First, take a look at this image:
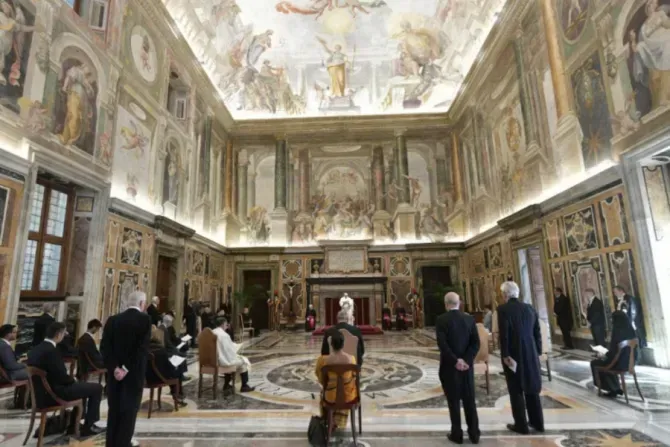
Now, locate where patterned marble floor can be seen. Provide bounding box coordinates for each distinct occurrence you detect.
[1,330,669,446]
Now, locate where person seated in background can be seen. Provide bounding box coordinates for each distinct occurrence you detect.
[590,310,637,398]
[305,304,316,333]
[382,308,392,331]
[315,331,357,432]
[212,317,255,393]
[27,323,104,436]
[147,297,161,327]
[158,315,189,380]
[32,304,56,347]
[0,324,28,381]
[58,322,79,358]
[201,304,214,330]
[242,306,257,337]
[395,303,407,331]
[146,326,186,407]
[76,319,104,379]
[482,305,493,333]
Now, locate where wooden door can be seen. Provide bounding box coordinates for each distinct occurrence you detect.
[156,256,172,314]
[421,266,452,327]
[242,270,271,331]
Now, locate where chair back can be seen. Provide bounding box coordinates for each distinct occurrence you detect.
[0,364,11,383]
[540,321,551,354]
[320,363,360,410]
[474,323,489,364]
[491,310,498,335]
[338,329,358,363]
[27,367,68,410]
[607,338,638,373]
[198,328,218,372]
[146,352,174,385]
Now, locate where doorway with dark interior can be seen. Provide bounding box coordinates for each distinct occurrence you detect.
[421,266,452,327]
[156,255,177,315]
[517,245,550,330]
[242,270,272,332]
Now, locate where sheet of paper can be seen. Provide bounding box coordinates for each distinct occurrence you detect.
[508,358,517,373]
[181,335,192,343]
[177,342,185,350]
[169,355,186,367]
[590,345,608,355]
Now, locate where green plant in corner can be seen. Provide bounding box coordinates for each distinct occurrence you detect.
[425,282,462,303]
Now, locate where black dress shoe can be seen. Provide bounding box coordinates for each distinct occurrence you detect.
[80,425,105,437]
[603,390,619,398]
[507,424,529,435]
[529,424,545,433]
[469,436,480,444]
[447,432,463,444]
[240,384,255,393]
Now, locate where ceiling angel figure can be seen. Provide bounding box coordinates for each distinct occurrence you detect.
[393,20,444,66]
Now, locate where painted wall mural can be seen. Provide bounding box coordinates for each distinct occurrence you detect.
[111,103,152,202]
[167,0,507,119]
[0,0,35,114]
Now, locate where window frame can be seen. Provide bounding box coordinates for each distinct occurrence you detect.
[66,0,83,15]
[175,97,187,120]
[20,179,75,300]
[87,0,109,31]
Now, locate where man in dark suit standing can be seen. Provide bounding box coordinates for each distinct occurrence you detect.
[436,292,480,444]
[321,310,365,366]
[498,281,544,435]
[184,299,197,347]
[101,291,151,447]
[31,304,56,347]
[584,288,606,347]
[553,287,574,349]
[76,319,104,379]
[0,324,28,381]
[146,296,161,327]
[27,323,104,436]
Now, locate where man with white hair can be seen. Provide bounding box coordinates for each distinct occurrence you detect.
[101,290,152,447]
[147,296,161,326]
[497,281,544,435]
[321,309,365,365]
[435,292,480,444]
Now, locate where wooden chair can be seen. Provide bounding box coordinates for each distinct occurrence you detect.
[338,329,359,364]
[237,314,254,342]
[540,321,552,381]
[144,353,180,419]
[594,339,644,404]
[24,367,82,447]
[491,310,499,351]
[320,363,362,445]
[474,323,490,395]
[62,356,77,378]
[77,351,107,385]
[0,364,29,409]
[197,328,237,399]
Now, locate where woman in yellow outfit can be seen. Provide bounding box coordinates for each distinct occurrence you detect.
[314,331,357,430]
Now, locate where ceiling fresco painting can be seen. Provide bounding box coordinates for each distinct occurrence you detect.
[166,0,507,119]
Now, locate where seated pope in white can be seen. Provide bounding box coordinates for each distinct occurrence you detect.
[212,317,255,392]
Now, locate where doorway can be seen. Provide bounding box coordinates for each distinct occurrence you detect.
[156,255,177,314]
[421,266,452,327]
[517,246,549,326]
[242,270,272,331]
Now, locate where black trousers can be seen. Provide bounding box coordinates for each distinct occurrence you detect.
[224,371,249,386]
[396,318,407,331]
[591,325,606,347]
[58,382,102,428]
[441,371,479,441]
[508,389,544,432]
[590,359,622,393]
[106,378,143,447]
[559,323,574,348]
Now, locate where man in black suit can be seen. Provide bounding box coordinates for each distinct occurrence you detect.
[0,324,28,381]
[31,304,56,347]
[584,288,606,347]
[184,299,197,347]
[146,296,161,327]
[321,310,365,366]
[76,319,104,380]
[159,315,188,380]
[101,291,152,447]
[27,323,104,436]
[498,281,544,435]
[436,292,480,444]
[553,287,574,349]
[614,286,647,348]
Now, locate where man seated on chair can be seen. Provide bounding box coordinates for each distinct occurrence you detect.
[382,308,392,331]
[76,319,104,380]
[201,304,215,330]
[159,315,189,381]
[321,310,365,366]
[590,310,637,399]
[146,326,186,407]
[0,324,28,382]
[395,303,408,331]
[27,322,104,437]
[212,317,255,393]
[241,307,258,337]
[58,322,79,358]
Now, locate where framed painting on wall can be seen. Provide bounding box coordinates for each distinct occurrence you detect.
[0,186,9,244]
[569,256,611,331]
[75,196,94,213]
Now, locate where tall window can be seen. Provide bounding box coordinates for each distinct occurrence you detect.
[64,0,109,31]
[21,181,74,298]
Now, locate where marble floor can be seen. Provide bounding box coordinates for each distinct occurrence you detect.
[1,330,670,446]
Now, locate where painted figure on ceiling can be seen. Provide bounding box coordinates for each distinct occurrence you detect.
[163,143,180,206]
[317,37,348,97]
[0,0,34,87]
[54,60,98,152]
[276,0,376,19]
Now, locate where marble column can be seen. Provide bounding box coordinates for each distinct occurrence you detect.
[247,171,256,212]
[217,139,239,245]
[513,30,537,147]
[371,146,386,211]
[238,156,248,221]
[540,0,584,175]
[451,132,463,204]
[224,139,234,212]
[232,151,238,217]
[394,130,410,205]
[274,139,287,210]
[299,150,310,213]
[386,148,397,212]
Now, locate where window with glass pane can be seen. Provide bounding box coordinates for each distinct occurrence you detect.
[21,240,38,290]
[47,189,68,237]
[28,184,45,232]
[39,244,62,291]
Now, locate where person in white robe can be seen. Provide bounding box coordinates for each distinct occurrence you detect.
[212,317,255,393]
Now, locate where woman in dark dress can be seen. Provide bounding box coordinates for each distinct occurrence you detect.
[590,311,637,398]
[146,326,187,407]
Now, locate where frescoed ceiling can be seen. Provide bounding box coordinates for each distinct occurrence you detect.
[163,0,507,120]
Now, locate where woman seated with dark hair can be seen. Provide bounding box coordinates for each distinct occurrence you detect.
[315,330,357,432]
[146,326,187,407]
[590,310,637,398]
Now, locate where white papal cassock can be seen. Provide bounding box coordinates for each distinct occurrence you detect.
[212,327,251,373]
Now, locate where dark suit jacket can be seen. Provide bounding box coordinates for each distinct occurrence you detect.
[101,308,151,392]
[0,340,27,381]
[587,297,606,329]
[27,341,75,407]
[435,310,480,379]
[146,304,161,327]
[146,341,180,385]
[498,298,542,394]
[553,295,573,328]
[58,334,78,358]
[32,313,55,347]
[160,326,180,357]
[76,333,103,377]
[624,294,647,346]
[321,322,365,365]
[184,304,196,334]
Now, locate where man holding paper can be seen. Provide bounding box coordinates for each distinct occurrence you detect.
[212,317,255,393]
[498,281,544,435]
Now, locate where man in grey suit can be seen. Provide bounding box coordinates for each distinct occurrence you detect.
[0,324,28,381]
